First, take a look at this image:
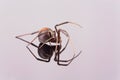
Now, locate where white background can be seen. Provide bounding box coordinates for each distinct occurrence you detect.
[0,0,119,80]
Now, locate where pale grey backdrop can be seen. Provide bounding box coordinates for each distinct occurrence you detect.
[0,0,119,80]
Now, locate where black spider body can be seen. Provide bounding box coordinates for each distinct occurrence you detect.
[38,43,61,59]
[16,21,82,66]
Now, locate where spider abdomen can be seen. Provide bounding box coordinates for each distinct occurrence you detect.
[38,43,54,59]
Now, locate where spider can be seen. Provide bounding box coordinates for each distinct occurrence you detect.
[16,21,82,66]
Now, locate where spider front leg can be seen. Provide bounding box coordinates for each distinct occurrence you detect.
[16,31,39,45]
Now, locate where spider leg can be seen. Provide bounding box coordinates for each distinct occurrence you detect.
[26,46,50,62]
[55,51,82,62]
[55,46,82,66]
[16,31,39,48]
[16,31,51,62]
[54,29,69,61]
[54,21,82,54]
[16,31,52,47]
[54,21,82,32]
[16,31,39,38]
[58,29,69,53]
[54,29,82,66]
[56,49,74,66]
[53,29,72,66]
